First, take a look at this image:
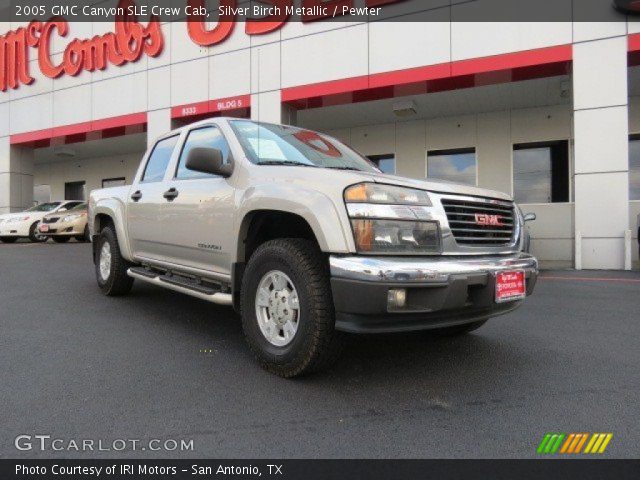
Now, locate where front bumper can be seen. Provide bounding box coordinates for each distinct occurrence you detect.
[329,253,538,333]
[39,218,87,236]
[0,222,32,237]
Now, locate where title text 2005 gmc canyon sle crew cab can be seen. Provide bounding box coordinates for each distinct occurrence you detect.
[89,118,538,377]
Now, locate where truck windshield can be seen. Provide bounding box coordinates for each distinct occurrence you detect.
[230,120,380,173]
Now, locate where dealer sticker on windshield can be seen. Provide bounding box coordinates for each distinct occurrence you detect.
[495,270,526,303]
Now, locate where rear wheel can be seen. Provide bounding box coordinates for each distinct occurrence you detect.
[28,222,47,243]
[95,225,134,296]
[53,236,70,243]
[0,237,18,243]
[240,239,344,378]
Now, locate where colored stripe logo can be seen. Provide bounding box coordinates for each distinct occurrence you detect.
[537,433,613,454]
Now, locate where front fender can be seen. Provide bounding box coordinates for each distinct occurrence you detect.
[235,184,355,256]
[91,198,134,262]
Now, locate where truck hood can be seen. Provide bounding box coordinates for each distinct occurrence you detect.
[358,171,513,201]
[247,166,513,204]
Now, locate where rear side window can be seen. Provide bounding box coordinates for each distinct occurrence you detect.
[142,135,179,183]
[176,126,231,180]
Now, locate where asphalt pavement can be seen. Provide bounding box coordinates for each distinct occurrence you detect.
[1,241,639,459]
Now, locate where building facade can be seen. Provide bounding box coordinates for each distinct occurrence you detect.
[1,1,639,270]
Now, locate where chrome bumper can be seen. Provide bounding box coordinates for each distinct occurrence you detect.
[329,252,539,334]
[329,252,539,284]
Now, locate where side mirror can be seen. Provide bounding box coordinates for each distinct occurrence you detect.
[523,213,537,222]
[185,147,233,178]
[58,208,68,212]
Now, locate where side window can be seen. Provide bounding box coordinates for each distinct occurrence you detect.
[176,126,231,180]
[513,141,569,204]
[141,135,179,183]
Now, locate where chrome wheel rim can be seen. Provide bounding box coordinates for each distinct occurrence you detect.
[255,270,300,347]
[99,242,112,281]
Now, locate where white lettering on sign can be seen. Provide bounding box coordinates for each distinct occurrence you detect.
[216,98,244,111]
[181,106,198,117]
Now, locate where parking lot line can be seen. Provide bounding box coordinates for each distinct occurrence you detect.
[540,276,640,284]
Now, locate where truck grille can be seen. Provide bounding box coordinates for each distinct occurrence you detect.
[441,198,515,246]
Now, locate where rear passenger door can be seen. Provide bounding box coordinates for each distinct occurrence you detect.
[158,125,236,276]
[127,134,180,261]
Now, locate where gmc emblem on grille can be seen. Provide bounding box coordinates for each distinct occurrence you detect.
[475,213,503,226]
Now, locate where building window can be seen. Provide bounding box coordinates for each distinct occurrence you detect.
[368,154,396,174]
[630,135,640,201]
[427,148,477,186]
[64,181,86,200]
[102,177,126,188]
[513,141,569,204]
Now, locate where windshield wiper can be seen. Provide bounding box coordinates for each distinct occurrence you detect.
[257,160,319,168]
[325,166,362,171]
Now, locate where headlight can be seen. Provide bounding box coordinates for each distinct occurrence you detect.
[63,214,83,222]
[351,219,440,254]
[344,183,440,254]
[9,216,29,223]
[344,183,432,205]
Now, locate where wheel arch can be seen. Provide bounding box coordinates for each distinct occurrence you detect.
[91,201,133,262]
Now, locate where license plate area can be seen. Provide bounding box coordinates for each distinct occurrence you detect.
[495,270,526,303]
[39,224,49,232]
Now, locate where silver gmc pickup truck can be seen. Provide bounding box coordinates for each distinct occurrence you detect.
[89,118,538,377]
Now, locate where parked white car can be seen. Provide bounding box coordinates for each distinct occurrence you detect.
[0,201,85,243]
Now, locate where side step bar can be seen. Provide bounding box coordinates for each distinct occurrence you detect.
[127,267,233,306]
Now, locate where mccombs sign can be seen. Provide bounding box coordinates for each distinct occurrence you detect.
[0,0,405,93]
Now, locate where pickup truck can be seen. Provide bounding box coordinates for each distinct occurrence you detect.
[89,118,538,377]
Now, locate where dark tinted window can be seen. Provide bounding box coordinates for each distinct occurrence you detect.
[368,154,396,174]
[62,201,84,210]
[176,126,231,179]
[513,141,569,204]
[142,136,179,183]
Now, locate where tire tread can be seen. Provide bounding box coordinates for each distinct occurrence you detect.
[241,238,344,378]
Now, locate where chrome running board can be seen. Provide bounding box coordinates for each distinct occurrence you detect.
[127,268,233,306]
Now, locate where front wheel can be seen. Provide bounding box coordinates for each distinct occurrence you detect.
[95,225,134,296]
[28,222,47,243]
[240,239,344,378]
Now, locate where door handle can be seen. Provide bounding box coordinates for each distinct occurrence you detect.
[163,187,179,201]
[130,190,142,202]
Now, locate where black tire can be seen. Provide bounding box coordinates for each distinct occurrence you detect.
[240,238,345,378]
[53,236,70,243]
[78,224,91,243]
[28,222,47,243]
[95,225,134,296]
[0,237,18,243]
[430,319,488,337]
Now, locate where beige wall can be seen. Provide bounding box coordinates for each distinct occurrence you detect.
[33,152,143,202]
